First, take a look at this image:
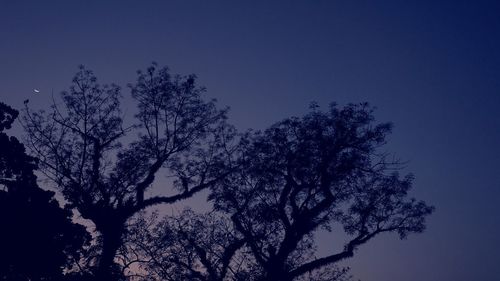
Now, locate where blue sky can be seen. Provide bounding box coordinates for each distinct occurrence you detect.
[1,1,499,280]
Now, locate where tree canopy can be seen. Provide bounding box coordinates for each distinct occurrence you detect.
[123,103,434,281]
[21,64,236,280]
[0,102,90,281]
[209,103,434,281]
[16,64,433,281]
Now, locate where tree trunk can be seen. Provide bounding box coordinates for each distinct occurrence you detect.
[261,259,291,281]
[94,214,126,281]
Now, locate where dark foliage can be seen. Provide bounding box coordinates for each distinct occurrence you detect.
[130,210,352,281]
[128,103,432,281]
[21,64,235,280]
[0,102,90,281]
[17,64,433,281]
[123,210,248,281]
[208,103,434,281]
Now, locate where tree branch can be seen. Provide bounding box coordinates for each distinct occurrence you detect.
[289,230,380,279]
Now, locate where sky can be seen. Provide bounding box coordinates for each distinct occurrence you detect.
[1,1,499,280]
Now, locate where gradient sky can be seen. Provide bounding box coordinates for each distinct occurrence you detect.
[1,1,499,280]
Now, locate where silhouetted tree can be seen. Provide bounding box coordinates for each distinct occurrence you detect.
[129,209,352,281]
[22,64,235,280]
[0,102,90,281]
[19,63,433,281]
[126,103,428,281]
[123,210,248,281]
[209,103,434,281]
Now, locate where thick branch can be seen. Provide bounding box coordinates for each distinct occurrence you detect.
[288,231,380,279]
[131,172,230,215]
[219,238,246,279]
[134,158,165,204]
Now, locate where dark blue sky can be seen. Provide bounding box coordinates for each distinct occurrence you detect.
[1,1,499,280]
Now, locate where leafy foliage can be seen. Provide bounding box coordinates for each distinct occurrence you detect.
[18,65,433,281]
[209,103,434,281]
[0,102,89,281]
[126,103,432,281]
[21,64,235,280]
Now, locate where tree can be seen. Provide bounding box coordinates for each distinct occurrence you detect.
[209,103,434,281]
[129,209,352,281]
[123,210,248,281]
[20,64,433,280]
[22,64,235,280]
[127,103,431,281]
[0,102,89,281]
